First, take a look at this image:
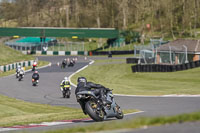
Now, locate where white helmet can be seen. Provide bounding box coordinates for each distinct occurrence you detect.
[64,77,68,81]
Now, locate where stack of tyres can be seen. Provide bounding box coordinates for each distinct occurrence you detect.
[146,65,150,72]
[180,64,186,70]
[140,65,144,72]
[163,65,168,72]
[161,65,165,72]
[190,62,195,68]
[143,65,147,72]
[131,65,137,72]
[166,65,170,72]
[158,65,162,72]
[176,64,181,71]
[149,65,152,72]
[185,63,190,69]
[171,65,176,72]
[194,60,200,67]
[136,65,141,72]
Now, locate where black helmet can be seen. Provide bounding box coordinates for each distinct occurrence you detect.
[77,77,87,84]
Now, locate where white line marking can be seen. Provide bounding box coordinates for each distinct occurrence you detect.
[125,111,145,116]
[69,60,94,87]
[115,94,200,97]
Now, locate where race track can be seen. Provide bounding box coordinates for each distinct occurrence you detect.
[0,56,200,133]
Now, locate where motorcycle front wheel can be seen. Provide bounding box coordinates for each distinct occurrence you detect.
[85,101,104,121]
[115,105,124,119]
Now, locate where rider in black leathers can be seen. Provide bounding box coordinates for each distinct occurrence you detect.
[75,77,110,113]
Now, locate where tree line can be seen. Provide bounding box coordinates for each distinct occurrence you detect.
[0,0,200,38]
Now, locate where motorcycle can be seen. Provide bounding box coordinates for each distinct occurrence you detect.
[32,66,36,71]
[32,78,39,86]
[16,70,20,78]
[68,61,74,67]
[18,71,24,81]
[76,90,123,121]
[62,85,71,98]
[61,62,67,69]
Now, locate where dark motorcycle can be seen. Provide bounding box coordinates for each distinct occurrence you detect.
[76,90,123,121]
[62,85,71,98]
[32,78,39,86]
[32,66,36,71]
[68,61,74,67]
[61,62,67,69]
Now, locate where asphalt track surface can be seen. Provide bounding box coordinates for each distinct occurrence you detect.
[0,56,200,133]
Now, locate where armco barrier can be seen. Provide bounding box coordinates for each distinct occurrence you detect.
[0,60,34,72]
[25,51,88,56]
[131,60,200,73]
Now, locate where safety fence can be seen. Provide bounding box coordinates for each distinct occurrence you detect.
[0,60,34,72]
[131,60,200,72]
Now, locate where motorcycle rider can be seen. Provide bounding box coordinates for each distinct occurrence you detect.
[60,77,71,92]
[75,77,111,106]
[32,71,39,82]
[61,59,67,68]
[16,65,21,78]
[32,60,37,71]
[18,67,25,78]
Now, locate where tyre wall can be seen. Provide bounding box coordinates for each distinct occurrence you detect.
[131,60,200,73]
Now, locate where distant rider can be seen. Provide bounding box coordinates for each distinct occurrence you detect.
[60,77,71,92]
[16,65,21,78]
[19,67,25,77]
[32,71,40,81]
[75,77,111,106]
[32,60,38,71]
[61,59,67,68]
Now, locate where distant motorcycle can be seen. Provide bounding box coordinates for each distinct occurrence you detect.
[62,85,71,98]
[16,70,20,78]
[32,78,39,86]
[32,61,37,71]
[76,89,123,121]
[61,62,67,69]
[68,60,75,67]
[18,71,24,81]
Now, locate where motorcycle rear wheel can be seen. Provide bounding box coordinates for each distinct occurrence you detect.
[85,101,104,121]
[66,91,70,98]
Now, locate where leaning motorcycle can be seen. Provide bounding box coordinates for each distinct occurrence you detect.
[62,85,71,98]
[76,90,123,121]
[32,78,39,86]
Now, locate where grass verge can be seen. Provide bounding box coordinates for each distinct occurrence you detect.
[44,111,200,133]
[71,59,200,95]
[0,94,137,127]
[0,44,34,66]
[0,94,87,127]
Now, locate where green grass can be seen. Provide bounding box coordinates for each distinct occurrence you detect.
[0,94,137,127]
[0,94,87,127]
[44,111,200,133]
[0,60,49,77]
[0,44,34,66]
[71,59,200,95]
